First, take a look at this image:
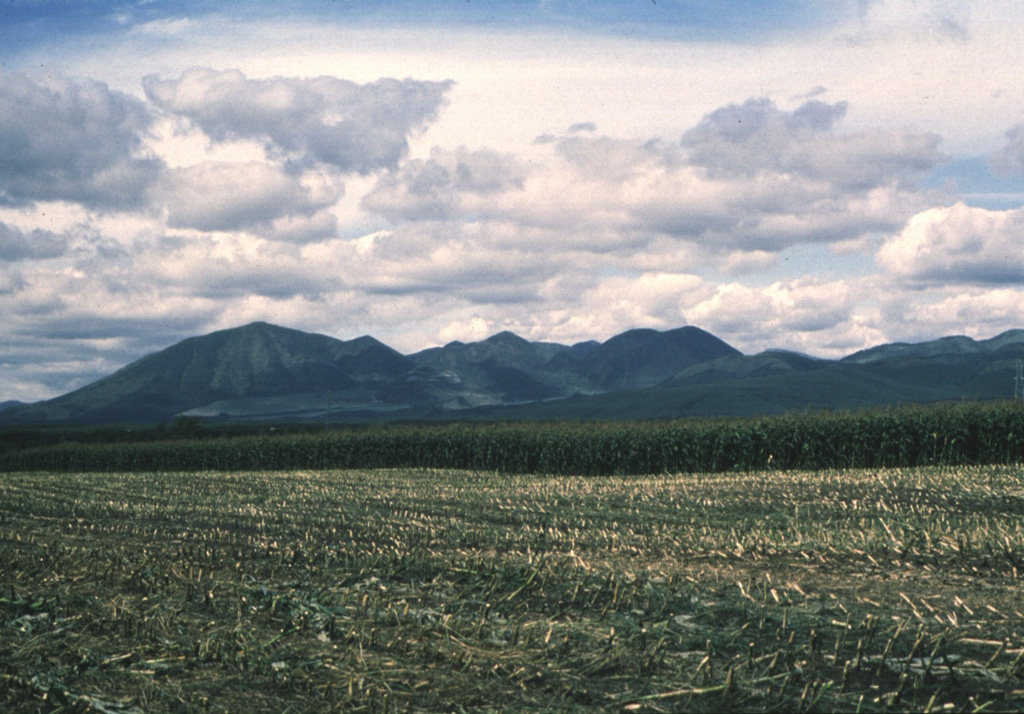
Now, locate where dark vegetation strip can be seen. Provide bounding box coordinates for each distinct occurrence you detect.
[3,401,1024,474]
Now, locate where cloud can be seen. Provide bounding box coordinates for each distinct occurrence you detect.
[142,67,453,173]
[363,97,940,259]
[130,18,197,36]
[680,97,943,190]
[0,269,24,295]
[682,276,877,355]
[876,202,1024,284]
[151,161,342,236]
[990,123,1024,176]
[718,250,779,275]
[0,262,226,398]
[361,147,529,221]
[129,218,582,313]
[791,85,829,101]
[0,221,68,261]
[268,210,340,244]
[438,316,492,344]
[853,0,972,42]
[135,232,333,300]
[874,284,1024,343]
[0,347,117,402]
[567,121,597,133]
[329,223,565,300]
[574,272,707,331]
[0,73,163,208]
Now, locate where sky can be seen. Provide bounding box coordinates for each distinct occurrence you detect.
[3,0,1024,402]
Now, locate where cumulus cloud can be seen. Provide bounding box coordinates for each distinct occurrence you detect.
[130,218,581,311]
[875,284,1024,343]
[363,97,940,260]
[151,161,342,235]
[268,210,339,244]
[438,316,493,344]
[0,221,68,261]
[680,98,943,190]
[329,223,565,299]
[142,68,453,173]
[574,272,707,330]
[135,232,331,300]
[683,277,874,355]
[0,73,163,208]
[362,147,530,221]
[876,202,1024,283]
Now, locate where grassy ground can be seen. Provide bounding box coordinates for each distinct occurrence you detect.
[1,466,1023,712]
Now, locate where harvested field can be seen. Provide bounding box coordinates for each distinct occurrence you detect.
[1,466,1023,712]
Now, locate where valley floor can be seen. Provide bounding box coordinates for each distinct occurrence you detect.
[1,466,1023,712]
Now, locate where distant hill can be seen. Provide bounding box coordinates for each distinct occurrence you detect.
[2,322,414,424]
[842,331,1024,363]
[570,326,741,391]
[404,331,572,406]
[3,322,1024,426]
[0,400,24,413]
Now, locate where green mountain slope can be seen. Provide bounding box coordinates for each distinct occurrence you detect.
[4,322,414,424]
[574,326,742,390]
[404,331,572,403]
[4,323,1024,426]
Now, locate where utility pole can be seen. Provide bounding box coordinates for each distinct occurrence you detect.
[1016,360,1024,401]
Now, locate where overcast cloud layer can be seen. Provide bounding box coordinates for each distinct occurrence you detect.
[4,0,1024,401]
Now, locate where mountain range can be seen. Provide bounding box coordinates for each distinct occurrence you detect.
[3,321,1024,426]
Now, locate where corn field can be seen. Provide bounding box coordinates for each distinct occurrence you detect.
[4,401,1024,474]
[1,465,1023,712]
